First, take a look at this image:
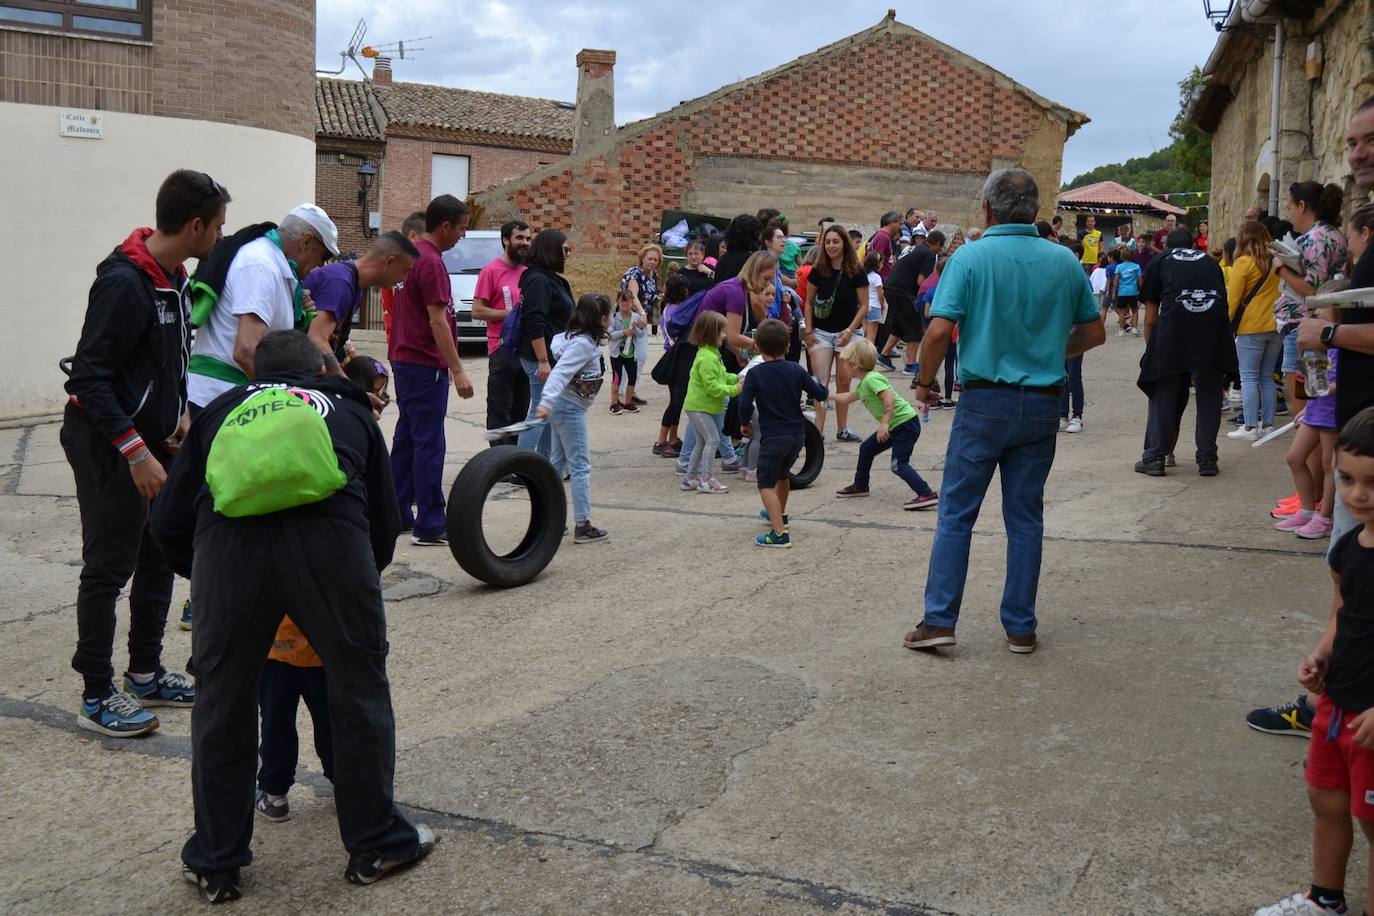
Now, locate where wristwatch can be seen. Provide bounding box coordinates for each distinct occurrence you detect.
[1321,324,1338,347]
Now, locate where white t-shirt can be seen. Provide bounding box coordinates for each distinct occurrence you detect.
[866,271,883,312]
[1089,267,1108,296]
[188,236,298,407]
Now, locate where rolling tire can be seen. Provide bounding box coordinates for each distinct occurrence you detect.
[787,420,824,489]
[445,446,566,588]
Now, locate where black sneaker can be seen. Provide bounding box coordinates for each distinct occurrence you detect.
[179,599,192,632]
[410,533,448,547]
[609,402,623,415]
[344,824,437,885]
[255,788,290,822]
[1133,458,1166,477]
[573,522,608,544]
[835,429,861,443]
[182,866,242,904]
[621,402,639,414]
[1246,696,1314,738]
[1198,458,1219,477]
[1228,414,1246,426]
[630,396,648,406]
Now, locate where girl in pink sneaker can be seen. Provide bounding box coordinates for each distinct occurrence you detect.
[1276,341,1338,539]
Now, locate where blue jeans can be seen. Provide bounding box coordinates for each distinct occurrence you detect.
[391,362,450,539]
[922,387,1060,636]
[547,396,591,522]
[517,357,553,458]
[853,418,933,495]
[1060,356,1084,419]
[1236,332,1281,428]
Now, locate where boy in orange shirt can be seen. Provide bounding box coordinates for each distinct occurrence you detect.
[255,616,333,822]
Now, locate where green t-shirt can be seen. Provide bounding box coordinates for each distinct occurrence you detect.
[779,240,801,273]
[855,371,917,428]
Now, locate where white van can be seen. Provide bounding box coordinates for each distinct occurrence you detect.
[441,230,504,344]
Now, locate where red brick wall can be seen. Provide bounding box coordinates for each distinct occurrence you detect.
[382,135,564,233]
[315,139,385,257]
[487,29,1052,253]
[1,0,314,138]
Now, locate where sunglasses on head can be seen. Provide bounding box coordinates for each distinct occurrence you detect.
[198,172,227,204]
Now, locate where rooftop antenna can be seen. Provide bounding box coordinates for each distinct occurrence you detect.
[315,19,430,80]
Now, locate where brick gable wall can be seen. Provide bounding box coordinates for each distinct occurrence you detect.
[481,29,1060,254]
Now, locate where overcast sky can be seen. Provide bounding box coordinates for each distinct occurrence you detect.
[315,0,1221,185]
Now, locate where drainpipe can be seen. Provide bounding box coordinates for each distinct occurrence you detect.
[1268,18,1283,217]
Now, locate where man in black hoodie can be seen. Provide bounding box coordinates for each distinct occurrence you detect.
[152,331,430,904]
[62,169,229,738]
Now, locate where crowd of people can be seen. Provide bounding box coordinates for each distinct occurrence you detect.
[52,91,1374,910]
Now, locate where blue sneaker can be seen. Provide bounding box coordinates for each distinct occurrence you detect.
[123,668,195,708]
[179,599,192,632]
[876,354,896,372]
[903,365,918,375]
[755,530,791,549]
[756,508,789,529]
[78,689,158,737]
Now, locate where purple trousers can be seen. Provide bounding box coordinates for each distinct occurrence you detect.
[390,362,450,539]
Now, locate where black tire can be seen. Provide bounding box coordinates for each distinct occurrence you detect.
[787,420,824,489]
[445,446,566,588]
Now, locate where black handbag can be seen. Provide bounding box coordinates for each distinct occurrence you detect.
[1230,267,1271,334]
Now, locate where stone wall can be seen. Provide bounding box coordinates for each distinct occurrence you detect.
[1208,0,1374,239]
[478,24,1078,255]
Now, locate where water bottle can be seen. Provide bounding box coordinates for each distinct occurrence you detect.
[1302,349,1331,398]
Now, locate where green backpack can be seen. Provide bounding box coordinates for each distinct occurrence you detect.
[205,386,348,518]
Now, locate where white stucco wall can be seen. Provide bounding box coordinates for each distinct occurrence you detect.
[0,102,315,420]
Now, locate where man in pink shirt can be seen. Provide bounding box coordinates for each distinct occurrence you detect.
[472,220,533,444]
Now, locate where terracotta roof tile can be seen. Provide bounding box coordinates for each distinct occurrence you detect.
[315,78,383,142]
[376,81,575,144]
[1058,180,1187,216]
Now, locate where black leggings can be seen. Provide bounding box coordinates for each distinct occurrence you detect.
[610,355,638,390]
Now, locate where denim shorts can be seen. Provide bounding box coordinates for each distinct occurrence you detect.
[809,328,847,351]
[865,304,884,323]
[1281,326,1300,373]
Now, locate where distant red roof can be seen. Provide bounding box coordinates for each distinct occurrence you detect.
[1058,180,1187,216]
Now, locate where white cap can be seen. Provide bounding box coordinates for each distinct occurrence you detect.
[912,225,928,237]
[288,203,340,257]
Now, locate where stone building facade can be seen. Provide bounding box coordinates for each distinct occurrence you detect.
[475,13,1087,257]
[1,0,317,419]
[1189,0,1374,237]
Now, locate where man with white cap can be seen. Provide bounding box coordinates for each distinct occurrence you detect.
[187,203,339,413]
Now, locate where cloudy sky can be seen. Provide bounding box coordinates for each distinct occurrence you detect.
[315,0,1221,184]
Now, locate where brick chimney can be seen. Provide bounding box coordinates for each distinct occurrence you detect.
[372,57,391,86]
[573,49,616,155]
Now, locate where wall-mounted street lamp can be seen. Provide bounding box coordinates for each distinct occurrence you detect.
[357,160,377,234]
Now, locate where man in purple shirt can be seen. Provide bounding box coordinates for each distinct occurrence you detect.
[304,232,418,373]
[870,210,901,281]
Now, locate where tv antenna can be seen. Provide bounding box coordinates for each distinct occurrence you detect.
[316,19,430,80]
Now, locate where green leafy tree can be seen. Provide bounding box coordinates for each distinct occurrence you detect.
[1062,66,1212,227]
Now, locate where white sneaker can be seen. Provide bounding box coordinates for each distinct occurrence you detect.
[1066,418,1083,434]
[1115,329,1127,337]
[1058,417,1069,433]
[1253,892,1340,916]
[1227,426,1259,441]
[1128,325,1139,335]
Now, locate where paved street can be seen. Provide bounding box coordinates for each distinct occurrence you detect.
[0,332,1351,915]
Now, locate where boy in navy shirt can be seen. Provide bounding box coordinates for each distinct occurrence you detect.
[1258,407,1374,916]
[738,320,829,548]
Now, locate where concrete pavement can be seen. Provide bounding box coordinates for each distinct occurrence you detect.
[0,331,1350,915]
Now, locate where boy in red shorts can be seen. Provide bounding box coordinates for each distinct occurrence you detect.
[1257,406,1374,916]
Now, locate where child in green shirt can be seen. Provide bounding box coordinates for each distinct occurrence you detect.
[682,310,740,494]
[831,338,939,511]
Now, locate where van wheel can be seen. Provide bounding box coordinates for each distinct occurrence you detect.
[445,446,566,588]
[787,420,824,489]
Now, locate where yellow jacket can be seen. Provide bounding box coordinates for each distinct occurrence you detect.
[1226,255,1279,335]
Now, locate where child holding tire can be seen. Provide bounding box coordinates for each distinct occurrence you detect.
[682,310,740,494]
[831,338,939,511]
[739,319,830,548]
[535,293,613,544]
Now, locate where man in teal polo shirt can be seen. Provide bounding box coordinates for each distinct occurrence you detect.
[906,169,1105,655]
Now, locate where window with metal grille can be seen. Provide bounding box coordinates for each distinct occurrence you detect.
[0,0,150,40]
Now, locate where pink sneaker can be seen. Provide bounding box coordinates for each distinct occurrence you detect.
[1295,514,1333,539]
[1274,510,1313,532]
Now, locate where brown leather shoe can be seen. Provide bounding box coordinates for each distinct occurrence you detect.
[1007,633,1037,654]
[903,623,956,650]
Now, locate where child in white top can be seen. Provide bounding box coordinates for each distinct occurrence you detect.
[862,250,886,343]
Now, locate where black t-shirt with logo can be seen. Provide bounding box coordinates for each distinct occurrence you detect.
[1336,253,1374,430]
[1325,527,1374,713]
[1137,248,1237,387]
[807,266,869,332]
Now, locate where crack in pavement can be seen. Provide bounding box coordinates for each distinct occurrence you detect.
[0,600,76,629]
[1,426,35,497]
[0,691,946,916]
